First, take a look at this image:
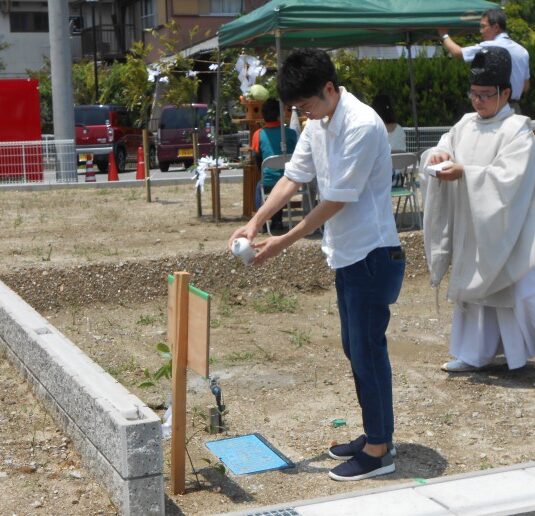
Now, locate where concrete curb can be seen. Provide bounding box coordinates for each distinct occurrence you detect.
[222,460,535,515]
[0,173,242,191]
[0,279,165,515]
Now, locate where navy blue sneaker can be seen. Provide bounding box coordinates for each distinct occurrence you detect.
[329,434,396,460]
[329,450,395,481]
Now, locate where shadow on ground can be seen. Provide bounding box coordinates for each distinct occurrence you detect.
[454,362,535,389]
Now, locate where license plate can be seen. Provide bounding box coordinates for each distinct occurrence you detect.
[178,148,193,157]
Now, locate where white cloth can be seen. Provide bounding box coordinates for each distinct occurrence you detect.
[423,105,535,307]
[422,105,535,369]
[388,124,406,152]
[461,33,530,101]
[289,107,302,138]
[450,267,535,369]
[284,87,399,269]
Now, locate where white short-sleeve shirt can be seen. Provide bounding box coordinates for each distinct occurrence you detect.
[461,33,530,101]
[284,87,400,269]
[388,124,407,152]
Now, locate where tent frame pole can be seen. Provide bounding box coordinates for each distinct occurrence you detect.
[406,33,420,151]
[214,46,221,164]
[275,30,287,155]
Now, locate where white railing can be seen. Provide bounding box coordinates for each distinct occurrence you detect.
[0,139,77,184]
[404,126,451,154]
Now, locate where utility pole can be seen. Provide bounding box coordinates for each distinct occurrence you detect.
[48,0,77,181]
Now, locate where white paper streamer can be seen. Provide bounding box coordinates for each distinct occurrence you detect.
[235,54,266,95]
[192,156,229,191]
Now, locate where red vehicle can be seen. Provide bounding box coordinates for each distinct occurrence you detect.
[157,104,213,172]
[75,105,156,173]
[0,78,43,181]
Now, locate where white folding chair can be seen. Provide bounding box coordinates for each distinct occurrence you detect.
[260,154,315,235]
[390,152,422,231]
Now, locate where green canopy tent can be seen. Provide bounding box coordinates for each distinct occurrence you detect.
[215,0,497,152]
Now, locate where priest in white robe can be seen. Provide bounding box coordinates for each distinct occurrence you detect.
[421,46,535,372]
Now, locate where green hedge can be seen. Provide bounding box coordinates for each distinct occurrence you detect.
[334,49,534,127]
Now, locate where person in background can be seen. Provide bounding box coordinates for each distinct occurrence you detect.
[372,94,406,153]
[438,8,529,112]
[421,47,535,373]
[229,48,404,482]
[372,94,407,188]
[252,98,297,231]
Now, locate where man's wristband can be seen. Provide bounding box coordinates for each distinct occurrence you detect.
[441,34,450,41]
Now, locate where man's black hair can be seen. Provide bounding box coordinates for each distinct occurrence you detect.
[482,8,506,32]
[261,98,280,122]
[277,48,339,105]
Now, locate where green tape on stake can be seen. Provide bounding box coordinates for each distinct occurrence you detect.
[189,284,209,300]
[167,274,175,285]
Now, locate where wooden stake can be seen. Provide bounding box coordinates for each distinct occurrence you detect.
[193,131,202,218]
[143,129,151,203]
[170,271,189,495]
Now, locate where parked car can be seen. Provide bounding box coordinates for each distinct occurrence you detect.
[75,105,156,173]
[157,104,213,172]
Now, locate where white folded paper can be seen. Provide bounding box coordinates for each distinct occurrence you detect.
[426,160,453,176]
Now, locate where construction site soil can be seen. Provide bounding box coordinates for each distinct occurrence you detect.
[0,185,533,515]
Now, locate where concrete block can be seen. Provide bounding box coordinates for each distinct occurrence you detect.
[416,470,535,514]
[0,280,165,515]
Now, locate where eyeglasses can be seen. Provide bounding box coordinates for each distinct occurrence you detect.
[467,90,499,102]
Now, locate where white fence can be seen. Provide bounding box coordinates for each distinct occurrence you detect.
[0,139,77,184]
[404,126,450,154]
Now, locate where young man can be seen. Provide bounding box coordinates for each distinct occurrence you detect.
[422,47,535,372]
[228,49,405,481]
[438,8,530,110]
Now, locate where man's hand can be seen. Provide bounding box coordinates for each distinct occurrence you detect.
[227,221,261,250]
[437,28,448,38]
[436,161,464,181]
[428,152,451,165]
[251,236,286,266]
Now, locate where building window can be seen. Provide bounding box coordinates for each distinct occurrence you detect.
[210,0,241,15]
[141,0,156,30]
[10,12,49,32]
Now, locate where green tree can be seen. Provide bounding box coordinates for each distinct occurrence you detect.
[26,59,53,133]
[153,21,199,106]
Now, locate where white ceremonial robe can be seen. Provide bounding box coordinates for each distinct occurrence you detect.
[421,105,535,368]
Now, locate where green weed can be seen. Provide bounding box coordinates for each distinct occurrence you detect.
[253,291,298,313]
[136,314,157,325]
[13,213,23,228]
[107,356,139,379]
[125,189,141,201]
[224,351,254,364]
[441,413,454,426]
[218,289,232,317]
[283,328,311,348]
[138,342,172,388]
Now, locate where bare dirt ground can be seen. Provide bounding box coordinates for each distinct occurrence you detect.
[0,184,534,516]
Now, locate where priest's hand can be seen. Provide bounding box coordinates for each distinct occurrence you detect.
[428,152,451,165]
[436,162,463,181]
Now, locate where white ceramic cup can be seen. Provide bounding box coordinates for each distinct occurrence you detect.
[231,237,255,265]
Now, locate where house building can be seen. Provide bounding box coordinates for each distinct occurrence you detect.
[0,0,265,76]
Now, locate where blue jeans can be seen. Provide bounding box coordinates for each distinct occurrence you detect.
[335,246,405,445]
